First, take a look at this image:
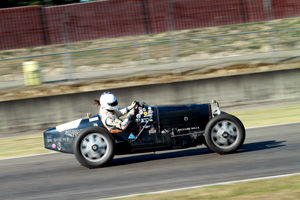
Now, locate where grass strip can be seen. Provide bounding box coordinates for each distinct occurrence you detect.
[114,174,300,200]
[0,134,51,159]
[0,103,299,159]
[230,104,300,128]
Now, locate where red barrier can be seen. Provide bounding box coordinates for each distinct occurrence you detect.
[45,0,146,45]
[143,0,265,33]
[1,0,300,50]
[171,0,244,30]
[244,0,266,22]
[0,6,45,50]
[273,0,300,19]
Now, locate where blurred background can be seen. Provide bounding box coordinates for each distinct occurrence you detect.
[1,0,300,134]
[1,0,300,100]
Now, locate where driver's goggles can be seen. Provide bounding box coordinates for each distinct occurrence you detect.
[108,100,118,107]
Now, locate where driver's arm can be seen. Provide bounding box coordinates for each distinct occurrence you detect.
[116,101,137,117]
[106,109,135,130]
[106,116,131,130]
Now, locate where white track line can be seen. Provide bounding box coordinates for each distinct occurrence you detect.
[101,172,300,200]
[1,121,299,161]
[246,121,300,130]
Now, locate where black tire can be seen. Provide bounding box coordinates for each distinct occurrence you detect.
[204,113,245,154]
[73,127,115,168]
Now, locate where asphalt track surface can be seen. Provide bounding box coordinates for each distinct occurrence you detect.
[1,123,300,200]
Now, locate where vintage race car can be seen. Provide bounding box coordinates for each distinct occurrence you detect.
[44,100,246,168]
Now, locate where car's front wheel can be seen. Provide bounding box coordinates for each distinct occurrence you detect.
[73,127,115,168]
[204,113,245,154]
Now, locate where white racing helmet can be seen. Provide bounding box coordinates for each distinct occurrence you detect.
[100,92,119,111]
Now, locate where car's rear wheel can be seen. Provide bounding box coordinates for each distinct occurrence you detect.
[74,127,115,168]
[204,113,245,154]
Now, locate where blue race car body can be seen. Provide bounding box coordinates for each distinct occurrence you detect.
[44,101,245,168]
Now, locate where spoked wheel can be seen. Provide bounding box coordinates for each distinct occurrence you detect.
[74,127,115,168]
[204,113,245,154]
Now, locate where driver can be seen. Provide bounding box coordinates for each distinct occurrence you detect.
[98,92,137,133]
